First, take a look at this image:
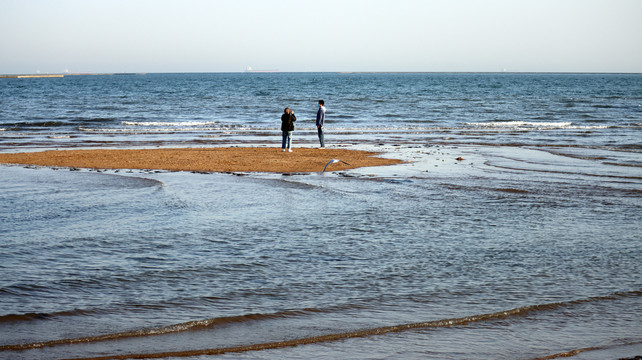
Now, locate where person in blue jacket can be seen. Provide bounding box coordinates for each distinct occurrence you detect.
[316,100,326,148]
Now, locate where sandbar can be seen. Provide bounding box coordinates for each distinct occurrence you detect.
[0,147,402,173]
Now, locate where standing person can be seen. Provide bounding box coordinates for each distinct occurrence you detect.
[316,100,326,148]
[281,107,296,152]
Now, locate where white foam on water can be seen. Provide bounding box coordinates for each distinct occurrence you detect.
[464,121,614,130]
[466,121,572,128]
[47,135,72,139]
[122,121,218,126]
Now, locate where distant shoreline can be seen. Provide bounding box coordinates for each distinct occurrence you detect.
[0,73,146,79]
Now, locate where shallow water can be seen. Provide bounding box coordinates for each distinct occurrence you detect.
[0,73,641,359]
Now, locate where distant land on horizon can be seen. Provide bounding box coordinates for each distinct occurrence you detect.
[0,72,147,78]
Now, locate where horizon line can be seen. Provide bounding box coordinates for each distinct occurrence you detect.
[2,70,642,77]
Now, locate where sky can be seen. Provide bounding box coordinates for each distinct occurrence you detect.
[1,0,641,74]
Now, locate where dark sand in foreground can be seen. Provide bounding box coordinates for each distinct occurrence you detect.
[0,147,402,173]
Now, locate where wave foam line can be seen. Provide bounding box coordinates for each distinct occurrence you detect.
[63,314,527,359]
[4,291,639,356]
[465,121,611,130]
[48,291,642,359]
[486,161,642,180]
[529,340,642,360]
[467,121,573,128]
[122,121,218,127]
[0,309,329,351]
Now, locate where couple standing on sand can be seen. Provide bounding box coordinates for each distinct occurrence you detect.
[281,100,326,152]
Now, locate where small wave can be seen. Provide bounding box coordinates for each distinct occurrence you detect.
[0,308,328,351]
[495,187,529,194]
[467,121,572,128]
[603,161,642,168]
[0,309,99,324]
[487,161,642,180]
[465,121,609,130]
[404,119,438,124]
[8,121,67,128]
[0,313,53,322]
[570,125,609,130]
[78,127,179,134]
[326,126,436,132]
[122,121,218,127]
[79,125,253,134]
[4,291,639,354]
[95,106,122,111]
[43,291,642,359]
[561,97,591,103]
[80,117,117,123]
[530,340,642,360]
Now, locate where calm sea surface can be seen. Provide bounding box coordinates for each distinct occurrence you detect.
[0,73,641,359]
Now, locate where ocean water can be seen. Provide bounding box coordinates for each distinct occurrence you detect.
[0,73,641,359]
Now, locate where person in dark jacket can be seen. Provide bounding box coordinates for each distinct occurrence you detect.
[281,107,296,152]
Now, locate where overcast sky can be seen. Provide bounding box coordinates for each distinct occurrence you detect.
[1,0,641,74]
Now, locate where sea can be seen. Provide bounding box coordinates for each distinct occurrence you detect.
[0,73,641,360]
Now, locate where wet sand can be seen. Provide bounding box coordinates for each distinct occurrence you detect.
[0,147,402,173]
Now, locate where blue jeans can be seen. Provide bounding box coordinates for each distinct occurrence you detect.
[282,131,292,149]
[317,127,325,147]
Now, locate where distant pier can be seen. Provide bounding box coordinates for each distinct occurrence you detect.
[0,74,65,78]
[0,73,146,79]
